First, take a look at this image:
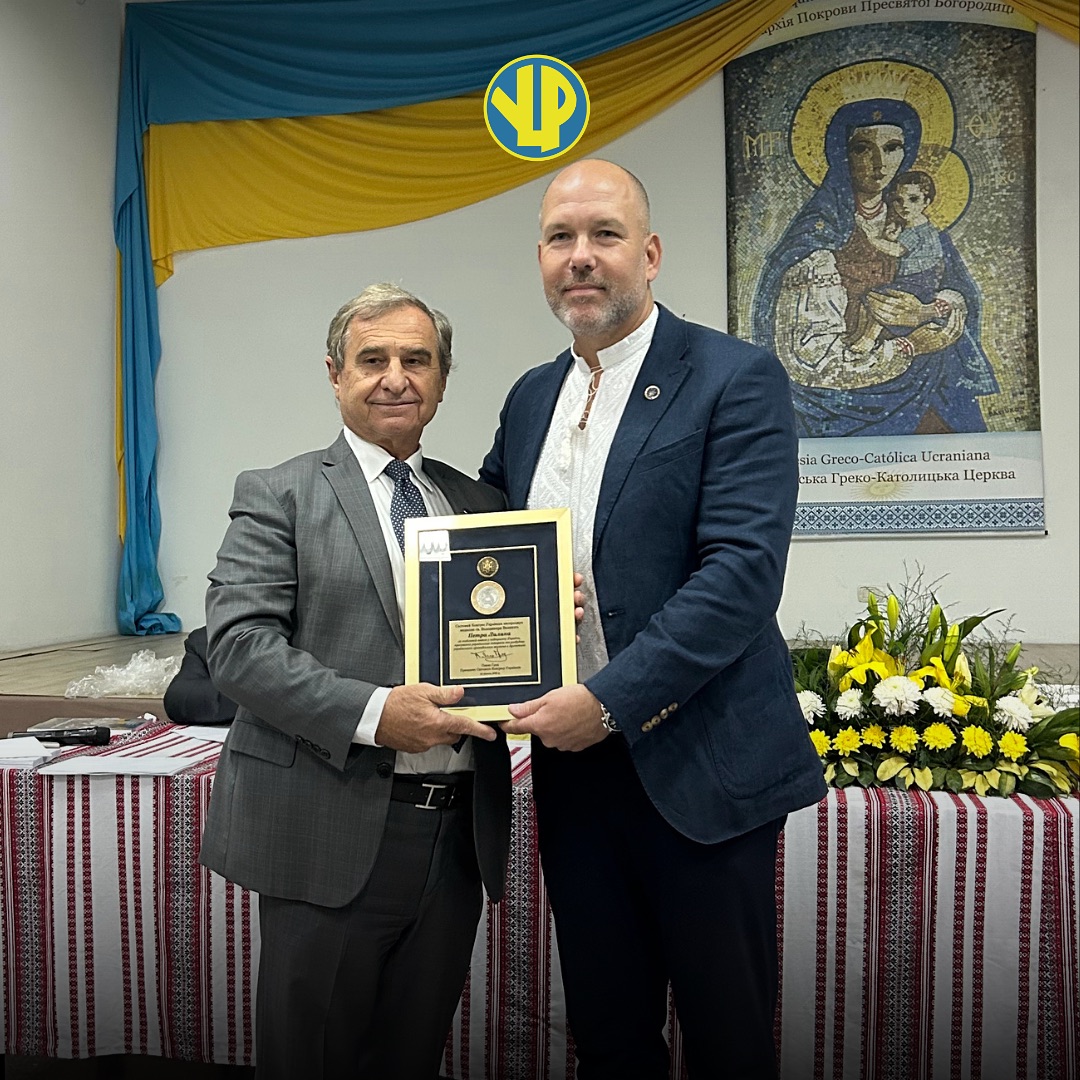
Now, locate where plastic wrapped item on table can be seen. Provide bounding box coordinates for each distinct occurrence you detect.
[64,650,181,699]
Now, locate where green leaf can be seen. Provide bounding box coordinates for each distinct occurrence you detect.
[1034,746,1078,763]
[913,766,934,791]
[1017,774,1057,798]
[920,638,946,667]
[957,611,1005,639]
[876,755,909,781]
[835,769,855,789]
[945,770,966,793]
[1036,709,1079,741]
[1031,761,1072,793]
[824,763,836,785]
[997,772,1017,797]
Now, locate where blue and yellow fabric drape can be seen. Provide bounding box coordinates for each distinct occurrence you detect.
[116,0,1078,633]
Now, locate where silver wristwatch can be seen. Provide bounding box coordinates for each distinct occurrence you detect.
[598,701,619,734]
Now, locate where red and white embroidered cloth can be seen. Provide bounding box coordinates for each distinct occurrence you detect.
[2,725,1076,1079]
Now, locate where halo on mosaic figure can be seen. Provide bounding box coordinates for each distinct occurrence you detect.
[791,59,970,229]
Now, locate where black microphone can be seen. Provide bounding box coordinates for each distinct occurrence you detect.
[6,726,112,746]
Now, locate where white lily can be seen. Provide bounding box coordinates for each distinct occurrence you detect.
[1015,671,1056,720]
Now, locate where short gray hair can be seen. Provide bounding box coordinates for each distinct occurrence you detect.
[325,283,453,377]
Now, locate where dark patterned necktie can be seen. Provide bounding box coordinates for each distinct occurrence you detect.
[385,459,427,553]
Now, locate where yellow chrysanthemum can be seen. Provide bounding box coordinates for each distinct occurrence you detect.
[862,724,886,748]
[890,725,919,754]
[922,723,956,751]
[961,725,994,759]
[834,727,861,756]
[809,729,831,758]
[998,731,1028,761]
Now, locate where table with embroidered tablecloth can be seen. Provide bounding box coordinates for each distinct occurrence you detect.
[1,724,1075,1079]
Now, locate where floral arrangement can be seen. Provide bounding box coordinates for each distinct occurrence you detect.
[792,575,1078,798]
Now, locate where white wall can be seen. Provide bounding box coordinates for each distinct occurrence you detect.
[155,27,1078,645]
[0,0,123,650]
[1,11,1074,649]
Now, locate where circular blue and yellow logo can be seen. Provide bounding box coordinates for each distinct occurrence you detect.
[484,55,590,161]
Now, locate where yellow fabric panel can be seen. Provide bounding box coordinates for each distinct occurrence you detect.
[1010,0,1078,41]
[145,0,793,285]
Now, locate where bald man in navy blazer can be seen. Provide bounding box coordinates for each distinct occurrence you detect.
[481,160,826,1079]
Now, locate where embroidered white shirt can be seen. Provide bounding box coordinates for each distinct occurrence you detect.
[527,305,659,682]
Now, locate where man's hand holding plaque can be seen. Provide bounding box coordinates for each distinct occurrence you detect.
[374,683,497,752]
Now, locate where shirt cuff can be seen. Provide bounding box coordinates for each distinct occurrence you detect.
[353,686,391,745]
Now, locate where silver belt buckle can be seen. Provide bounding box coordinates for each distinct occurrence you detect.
[417,781,449,810]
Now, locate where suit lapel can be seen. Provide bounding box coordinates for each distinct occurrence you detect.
[513,354,573,509]
[593,307,690,550]
[321,433,402,648]
[426,459,484,514]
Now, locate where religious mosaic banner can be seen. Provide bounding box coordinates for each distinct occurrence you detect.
[725,1,1043,536]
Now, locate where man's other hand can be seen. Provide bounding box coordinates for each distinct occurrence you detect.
[501,684,608,751]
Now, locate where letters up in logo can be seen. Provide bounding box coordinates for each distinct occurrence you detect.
[484,55,590,161]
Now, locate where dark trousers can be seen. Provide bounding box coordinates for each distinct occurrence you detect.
[254,796,481,1080]
[532,737,784,1080]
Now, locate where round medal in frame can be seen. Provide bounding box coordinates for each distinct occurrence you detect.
[470,581,506,615]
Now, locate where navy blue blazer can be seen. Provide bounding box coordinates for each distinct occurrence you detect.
[480,305,826,843]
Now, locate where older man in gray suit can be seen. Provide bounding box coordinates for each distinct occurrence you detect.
[200,283,510,1080]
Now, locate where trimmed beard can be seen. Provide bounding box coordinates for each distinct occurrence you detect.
[545,278,647,341]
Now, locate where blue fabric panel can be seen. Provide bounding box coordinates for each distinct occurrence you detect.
[112,0,729,633]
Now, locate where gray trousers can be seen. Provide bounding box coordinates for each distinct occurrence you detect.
[254,797,482,1080]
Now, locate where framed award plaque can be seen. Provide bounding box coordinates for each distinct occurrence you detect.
[403,508,577,720]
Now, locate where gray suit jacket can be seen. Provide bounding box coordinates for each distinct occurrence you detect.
[199,433,510,907]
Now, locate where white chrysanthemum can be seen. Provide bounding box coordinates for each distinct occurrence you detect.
[994,695,1034,732]
[835,688,864,721]
[872,675,922,717]
[922,686,956,719]
[797,690,826,725]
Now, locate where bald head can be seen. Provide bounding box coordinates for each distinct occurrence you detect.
[537,158,661,358]
[540,159,651,235]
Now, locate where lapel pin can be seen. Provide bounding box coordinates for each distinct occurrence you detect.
[644,385,660,400]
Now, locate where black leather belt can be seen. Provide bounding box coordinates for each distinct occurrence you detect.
[390,773,472,811]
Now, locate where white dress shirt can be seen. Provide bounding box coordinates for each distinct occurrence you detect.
[342,427,471,775]
[527,305,659,682]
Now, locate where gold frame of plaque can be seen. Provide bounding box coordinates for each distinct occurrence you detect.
[404,508,577,721]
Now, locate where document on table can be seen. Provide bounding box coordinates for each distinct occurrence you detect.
[0,737,63,770]
[38,727,222,775]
